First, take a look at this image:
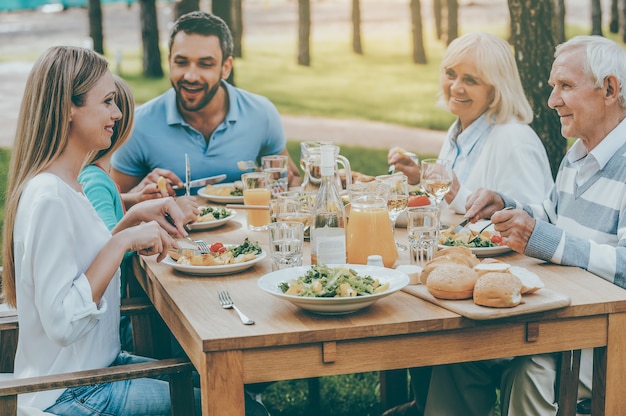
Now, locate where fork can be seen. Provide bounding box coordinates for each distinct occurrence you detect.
[218,291,255,325]
[467,207,513,244]
[194,239,210,253]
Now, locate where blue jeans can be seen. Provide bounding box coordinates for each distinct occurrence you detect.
[45,352,269,416]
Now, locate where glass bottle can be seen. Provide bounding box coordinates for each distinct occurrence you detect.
[310,144,347,265]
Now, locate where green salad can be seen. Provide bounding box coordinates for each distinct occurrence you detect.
[197,206,231,221]
[278,264,389,298]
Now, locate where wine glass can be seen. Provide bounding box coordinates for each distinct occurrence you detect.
[376,173,409,251]
[420,158,453,213]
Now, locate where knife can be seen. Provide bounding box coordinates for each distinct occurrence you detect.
[172,174,227,190]
[184,154,191,197]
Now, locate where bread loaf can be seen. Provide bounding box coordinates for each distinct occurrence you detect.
[473,272,523,308]
[426,264,479,300]
[509,266,545,294]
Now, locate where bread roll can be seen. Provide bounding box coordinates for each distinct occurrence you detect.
[396,264,422,285]
[420,257,468,284]
[473,272,523,308]
[433,247,480,267]
[426,264,479,300]
[474,262,511,276]
[509,266,545,294]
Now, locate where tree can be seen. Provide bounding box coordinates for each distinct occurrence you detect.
[298,0,311,66]
[509,0,566,177]
[231,0,243,58]
[591,0,603,36]
[138,0,163,78]
[433,0,443,40]
[552,0,565,43]
[88,0,104,54]
[446,0,458,45]
[410,0,427,64]
[352,0,363,55]
[610,0,619,33]
[174,0,199,20]
[212,0,236,84]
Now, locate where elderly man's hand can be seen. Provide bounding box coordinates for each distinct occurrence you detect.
[491,208,535,254]
[464,188,505,222]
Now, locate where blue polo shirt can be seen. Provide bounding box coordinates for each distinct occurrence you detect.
[111,81,286,193]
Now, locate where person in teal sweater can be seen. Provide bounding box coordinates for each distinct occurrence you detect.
[79,75,199,351]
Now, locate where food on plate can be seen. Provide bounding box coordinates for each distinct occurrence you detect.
[170,238,262,266]
[202,183,243,197]
[195,206,232,223]
[278,264,390,298]
[473,272,523,308]
[426,263,479,300]
[509,266,545,294]
[157,175,167,195]
[395,264,422,285]
[439,225,504,248]
[408,194,431,207]
[339,169,376,188]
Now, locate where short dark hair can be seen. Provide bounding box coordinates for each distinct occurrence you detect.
[168,11,233,62]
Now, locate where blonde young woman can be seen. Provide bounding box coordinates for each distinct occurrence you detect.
[1,46,199,415]
[389,32,553,214]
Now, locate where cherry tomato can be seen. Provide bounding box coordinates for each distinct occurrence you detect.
[490,235,503,246]
[408,195,431,207]
[210,242,227,253]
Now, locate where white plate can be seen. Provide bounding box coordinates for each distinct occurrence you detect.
[438,244,512,257]
[197,183,244,204]
[164,250,266,276]
[258,264,410,315]
[186,208,237,231]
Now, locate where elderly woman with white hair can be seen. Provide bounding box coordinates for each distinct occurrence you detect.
[388,31,554,214]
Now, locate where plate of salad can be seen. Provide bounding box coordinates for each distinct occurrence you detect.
[258,264,409,314]
[438,221,512,257]
[186,206,236,231]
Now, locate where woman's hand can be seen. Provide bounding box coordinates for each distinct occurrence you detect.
[129,221,176,263]
[121,197,188,238]
[464,188,505,222]
[176,196,201,225]
[388,147,420,184]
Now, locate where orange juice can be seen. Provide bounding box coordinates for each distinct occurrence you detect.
[243,188,271,230]
[346,204,398,267]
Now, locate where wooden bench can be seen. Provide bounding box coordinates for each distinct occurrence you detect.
[0,292,195,416]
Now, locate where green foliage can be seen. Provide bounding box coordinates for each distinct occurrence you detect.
[0,147,10,249]
[263,372,381,416]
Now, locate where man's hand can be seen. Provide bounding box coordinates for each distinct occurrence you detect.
[465,188,505,222]
[491,208,535,254]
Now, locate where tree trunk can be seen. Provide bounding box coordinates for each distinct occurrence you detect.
[410,0,427,64]
[591,0,603,35]
[552,0,565,43]
[231,0,243,58]
[446,0,458,45]
[610,0,619,33]
[622,0,626,42]
[509,0,565,178]
[433,0,442,39]
[88,0,104,54]
[138,0,163,78]
[212,0,236,85]
[298,0,311,66]
[174,0,199,20]
[352,0,363,55]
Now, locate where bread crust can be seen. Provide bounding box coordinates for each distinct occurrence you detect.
[426,263,479,300]
[473,272,523,308]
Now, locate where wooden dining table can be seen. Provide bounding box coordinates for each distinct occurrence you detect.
[132,206,626,416]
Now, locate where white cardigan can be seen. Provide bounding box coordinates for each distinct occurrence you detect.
[442,120,554,213]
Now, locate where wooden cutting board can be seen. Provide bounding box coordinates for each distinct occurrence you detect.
[403,285,571,320]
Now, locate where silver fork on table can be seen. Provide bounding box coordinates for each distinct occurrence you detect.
[218,291,255,325]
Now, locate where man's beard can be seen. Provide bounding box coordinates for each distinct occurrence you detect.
[175,78,221,112]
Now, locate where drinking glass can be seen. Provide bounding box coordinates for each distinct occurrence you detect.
[267,221,305,271]
[420,158,453,209]
[407,206,440,268]
[242,172,271,231]
[276,190,313,239]
[261,155,289,196]
[376,173,409,251]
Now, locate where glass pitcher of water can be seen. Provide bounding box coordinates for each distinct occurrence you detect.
[300,141,352,193]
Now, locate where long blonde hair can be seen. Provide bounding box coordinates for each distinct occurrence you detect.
[83,75,135,168]
[2,46,109,307]
[438,32,533,124]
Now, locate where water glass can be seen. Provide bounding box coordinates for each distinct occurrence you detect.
[242,172,271,231]
[407,206,440,268]
[267,221,305,271]
[262,155,289,196]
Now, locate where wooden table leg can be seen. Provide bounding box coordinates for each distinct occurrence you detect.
[201,351,245,416]
[595,312,626,416]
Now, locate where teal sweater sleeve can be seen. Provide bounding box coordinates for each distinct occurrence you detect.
[78,165,125,231]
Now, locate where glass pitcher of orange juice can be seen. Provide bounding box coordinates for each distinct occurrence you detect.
[346,184,398,267]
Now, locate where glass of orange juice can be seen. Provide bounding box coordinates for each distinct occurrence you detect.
[242,172,272,231]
